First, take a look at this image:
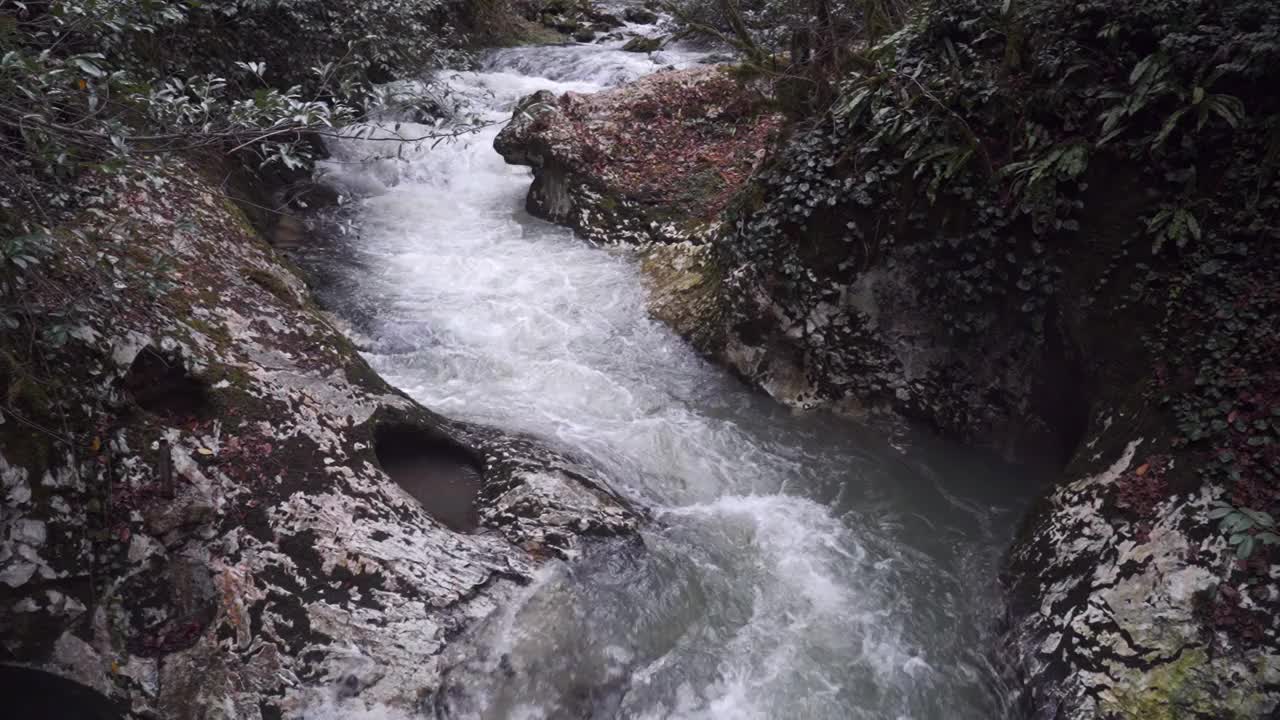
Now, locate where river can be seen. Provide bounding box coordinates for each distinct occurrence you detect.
[302,14,1037,720]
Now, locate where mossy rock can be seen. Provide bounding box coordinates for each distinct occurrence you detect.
[624,8,660,24]
[622,36,663,53]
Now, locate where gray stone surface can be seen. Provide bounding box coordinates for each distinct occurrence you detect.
[0,161,636,717]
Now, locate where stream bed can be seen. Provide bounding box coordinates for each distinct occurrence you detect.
[301,21,1040,720]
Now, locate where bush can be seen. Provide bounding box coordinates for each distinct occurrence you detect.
[0,0,465,239]
[724,0,1280,570]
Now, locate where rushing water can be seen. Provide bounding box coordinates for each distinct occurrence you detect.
[304,16,1038,720]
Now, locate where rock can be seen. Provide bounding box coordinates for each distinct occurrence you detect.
[621,35,663,53]
[0,159,638,718]
[1005,430,1280,719]
[494,66,782,246]
[639,242,724,353]
[573,27,596,43]
[547,15,582,33]
[589,10,625,28]
[624,7,660,25]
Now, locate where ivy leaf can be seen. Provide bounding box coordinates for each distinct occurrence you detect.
[1241,508,1274,527]
[1181,210,1201,245]
[1153,107,1189,147]
[1235,536,1254,559]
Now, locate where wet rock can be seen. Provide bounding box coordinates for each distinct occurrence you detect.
[1005,425,1280,718]
[624,7,660,25]
[621,35,662,53]
[573,27,597,43]
[547,16,581,34]
[639,242,724,353]
[495,66,782,246]
[373,423,483,533]
[591,11,625,29]
[0,160,637,718]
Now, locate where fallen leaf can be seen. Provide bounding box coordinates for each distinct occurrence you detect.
[1135,463,1150,476]
[197,447,214,456]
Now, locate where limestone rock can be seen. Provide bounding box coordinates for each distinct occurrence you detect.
[494,65,782,246]
[622,35,662,52]
[1004,420,1280,719]
[0,160,637,718]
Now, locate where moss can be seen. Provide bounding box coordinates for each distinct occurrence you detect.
[203,362,254,391]
[1103,648,1267,720]
[186,317,233,348]
[509,23,569,47]
[0,417,57,479]
[246,268,299,308]
[222,197,262,239]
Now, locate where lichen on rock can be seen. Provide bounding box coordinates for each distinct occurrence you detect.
[0,159,637,717]
[495,64,783,247]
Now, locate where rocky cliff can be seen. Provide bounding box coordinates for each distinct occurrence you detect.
[0,159,635,718]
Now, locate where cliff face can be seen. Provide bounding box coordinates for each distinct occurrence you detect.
[0,159,635,717]
[493,0,1280,715]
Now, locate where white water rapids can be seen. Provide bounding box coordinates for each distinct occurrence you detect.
[303,18,1037,720]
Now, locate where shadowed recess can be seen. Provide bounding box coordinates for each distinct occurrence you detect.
[124,348,212,421]
[373,423,484,533]
[0,666,124,720]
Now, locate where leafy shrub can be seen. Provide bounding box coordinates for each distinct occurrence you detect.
[0,0,466,240]
[720,0,1280,561]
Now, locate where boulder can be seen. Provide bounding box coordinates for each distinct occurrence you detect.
[624,7,661,25]
[0,159,637,718]
[590,11,625,28]
[494,66,782,247]
[1005,429,1280,719]
[621,35,663,53]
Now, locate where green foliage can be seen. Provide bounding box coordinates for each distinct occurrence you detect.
[1145,204,1200,254]
[0,233,47,330]
[1208,501,1280,560]
[1098,53,1245,150]
[0,0,466,241]
[722,0,1280,551]
[667,0,915,109]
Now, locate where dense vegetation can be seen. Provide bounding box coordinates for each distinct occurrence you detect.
[702,0,1278,583]
[0,0,482,245]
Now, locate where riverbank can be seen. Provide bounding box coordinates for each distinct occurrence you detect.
[0,154,639,717]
